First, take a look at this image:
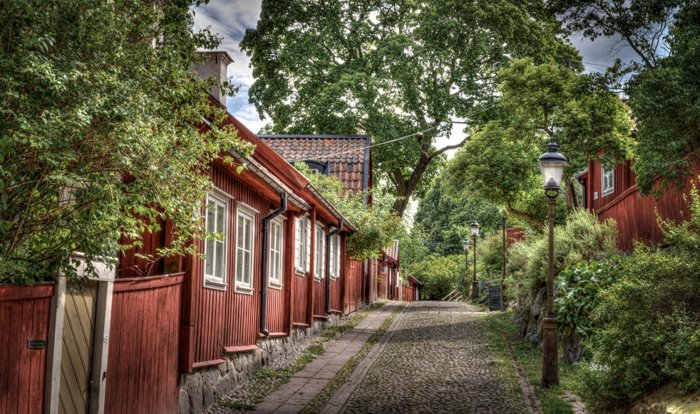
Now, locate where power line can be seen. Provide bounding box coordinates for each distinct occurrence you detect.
[319,102,499,158]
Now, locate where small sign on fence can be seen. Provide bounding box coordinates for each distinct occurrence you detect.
[27,339,47,349]
[488,286,502,311]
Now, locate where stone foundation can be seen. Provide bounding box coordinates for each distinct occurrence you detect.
[178,314,344,413]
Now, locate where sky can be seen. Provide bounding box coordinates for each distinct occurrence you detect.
[192,0,640,155]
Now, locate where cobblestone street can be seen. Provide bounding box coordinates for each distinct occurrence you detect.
[336,301,524,414]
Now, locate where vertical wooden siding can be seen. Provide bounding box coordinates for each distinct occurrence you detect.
[106,274,183,414]
[591,159,700,252]
[344,259,364,314]
[402,285,414,302]
[190,165,276,365]
[313,278,326,317]
[292,274,309,324]
[0,284,53,414]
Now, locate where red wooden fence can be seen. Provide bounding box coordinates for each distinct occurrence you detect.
[0,283,54,414]
[402,285,415,302]
[106,274,183,414]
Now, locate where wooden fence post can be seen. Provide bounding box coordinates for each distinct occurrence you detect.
[45,276,66,414]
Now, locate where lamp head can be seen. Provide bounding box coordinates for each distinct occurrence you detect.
[538,140,567,193]
[470,221,480,237]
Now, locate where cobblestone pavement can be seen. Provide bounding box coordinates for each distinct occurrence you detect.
[252,303,401,413]
[337,301,525,414]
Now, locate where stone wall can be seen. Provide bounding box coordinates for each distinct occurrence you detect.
[178,314,342,413]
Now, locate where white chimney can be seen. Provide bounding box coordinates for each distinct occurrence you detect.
[192,51,233,105]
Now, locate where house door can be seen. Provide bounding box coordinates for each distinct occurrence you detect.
[58,280,98,414]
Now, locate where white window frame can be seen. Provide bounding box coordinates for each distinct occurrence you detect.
[295,215,311,275]
[268,217,284,289]
[315,224,326,280]
[329,234,341,280]
[203,191,230,290]
[602,166,614,196]
[235,204,257,294]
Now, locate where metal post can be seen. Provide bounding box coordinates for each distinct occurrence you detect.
[471,235,478,300]
[464,251,469,297]
[542,197,559,388]
[501,215,507,311]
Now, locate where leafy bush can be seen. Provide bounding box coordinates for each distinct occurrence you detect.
[579,189,700,411]
[295,163,404,260]
[406,254,466,300]
[555,259,622,363]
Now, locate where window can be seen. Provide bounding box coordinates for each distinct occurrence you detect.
[315,225,326,280]
[235,206,256,292]
[295,216,311,273]
[268,219,283,287]
[204,194,228,288]
[602,166,614,196]
[329,234,340,280]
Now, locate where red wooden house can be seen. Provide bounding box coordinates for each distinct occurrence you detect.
[578,157,700,252]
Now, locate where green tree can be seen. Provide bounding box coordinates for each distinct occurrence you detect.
[241,0,580,216]
[0,0,252,283]
[295,163,404,260]
[414,173,501,255]
[406,254,465,300]
[627,4,700,194]
[449,59,632,228]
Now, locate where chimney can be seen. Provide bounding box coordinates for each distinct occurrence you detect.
[192,51,234,105]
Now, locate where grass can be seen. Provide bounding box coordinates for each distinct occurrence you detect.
[215,302,385,412]
[485,310,581,414]
[300,303,405,414]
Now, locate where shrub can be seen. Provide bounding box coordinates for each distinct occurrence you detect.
[579,188,700,411]
[555,258,622,363]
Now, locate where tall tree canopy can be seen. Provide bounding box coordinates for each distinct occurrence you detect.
[549,1,700,195]
[241,0,580,216]
[449,59,632,228]
[0,0,250,283]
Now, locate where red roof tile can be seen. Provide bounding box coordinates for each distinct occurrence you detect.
[258,134,371,194]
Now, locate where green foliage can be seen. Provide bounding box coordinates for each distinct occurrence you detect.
[507,209,618,299]
[627,4,700,195]
[242,0,580,216]
[580,188,700,410]
[406,254,465,300]
[397,223,430,268]
[294,163,404,260]
[414,172,501,256]
[450,59,632,229]
[0,0,252,284]
[479,231,507,278]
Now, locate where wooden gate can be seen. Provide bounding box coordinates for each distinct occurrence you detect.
[105,274,183,414]
[58,280,97,414]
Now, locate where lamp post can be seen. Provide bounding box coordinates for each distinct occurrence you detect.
[539,140,567,389]
[463,239,470,297]
[469,221,480,301]
[500,209,507,311]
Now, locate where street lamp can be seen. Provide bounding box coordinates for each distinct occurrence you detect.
[538,140,567,389]
[500,209,507,311]
[469,221,480,301]
[462,239,470,297]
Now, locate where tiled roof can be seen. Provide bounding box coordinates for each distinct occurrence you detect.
[258,134,371,194]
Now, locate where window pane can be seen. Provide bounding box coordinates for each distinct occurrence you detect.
[244,251,251,283]
[205,239,214,275]
[207,202,215,233]
[236,251,243,282]
[215,241,224,277]
[217,205,225,232]
[237,216,244,248]
[245,218,253,251]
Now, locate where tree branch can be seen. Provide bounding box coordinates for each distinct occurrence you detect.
[429,136,470,160]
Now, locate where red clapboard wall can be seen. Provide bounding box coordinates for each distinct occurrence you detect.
[344,259,364,314]
[0,283,53,414]
[585,158,700,252]
[188,165,272,366]
[105,274,182,414]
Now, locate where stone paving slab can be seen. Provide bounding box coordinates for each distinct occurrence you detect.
[252,303,399,414]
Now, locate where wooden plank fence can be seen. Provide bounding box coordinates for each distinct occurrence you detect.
[0,283,54,414]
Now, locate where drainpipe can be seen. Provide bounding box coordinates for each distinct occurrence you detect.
[260,193,287,336]
[326,219,344,315]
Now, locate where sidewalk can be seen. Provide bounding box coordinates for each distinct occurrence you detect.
[253,303,399,414]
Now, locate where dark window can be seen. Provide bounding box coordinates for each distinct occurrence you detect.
[304,160,328,174]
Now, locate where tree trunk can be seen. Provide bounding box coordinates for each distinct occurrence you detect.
[389,153,432,217]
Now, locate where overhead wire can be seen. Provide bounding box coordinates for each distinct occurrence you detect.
[317,101,500,158]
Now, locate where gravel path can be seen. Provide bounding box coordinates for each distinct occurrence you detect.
[338,301,525,414]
